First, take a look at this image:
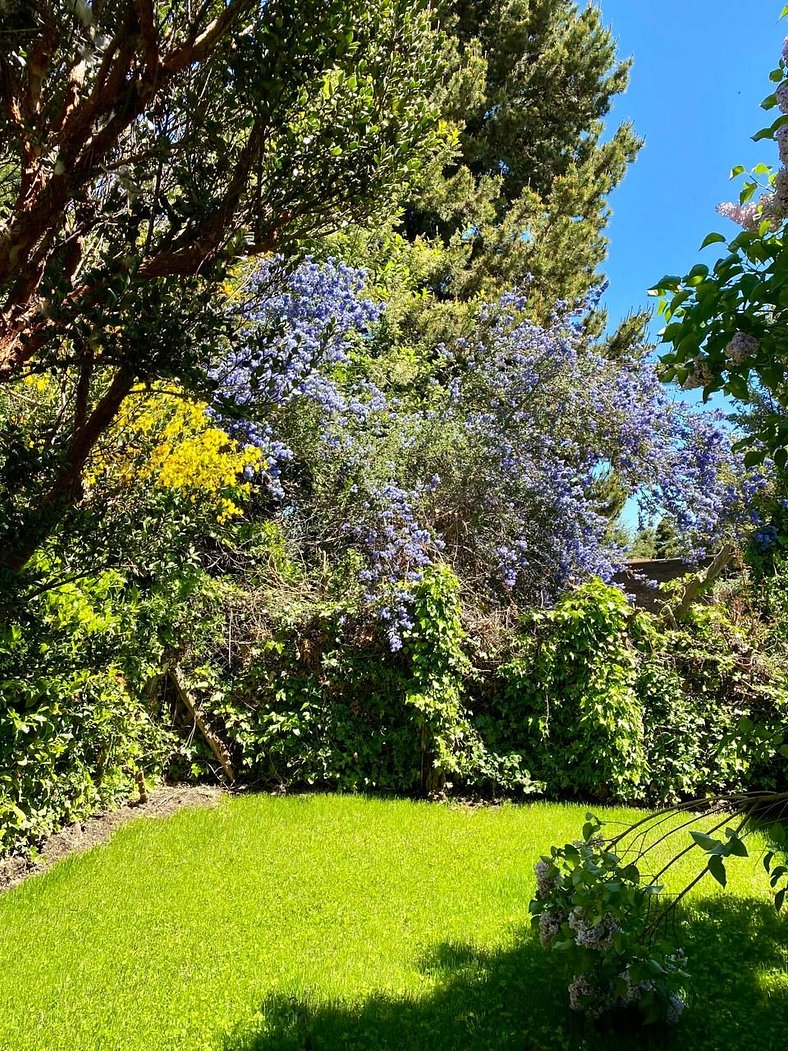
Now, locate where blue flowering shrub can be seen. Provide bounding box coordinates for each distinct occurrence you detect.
[205,259,765,652]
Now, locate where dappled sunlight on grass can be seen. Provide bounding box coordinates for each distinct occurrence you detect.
[0,795,785,1050]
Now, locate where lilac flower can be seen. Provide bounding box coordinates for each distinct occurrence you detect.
[725,331,759,364]
[716,201,761,230]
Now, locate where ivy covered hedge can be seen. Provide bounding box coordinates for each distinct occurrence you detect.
[2,559,787,859]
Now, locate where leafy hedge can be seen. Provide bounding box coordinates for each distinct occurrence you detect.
[0,566,180,856]
[493,580,788,804]
[2,564,787,858]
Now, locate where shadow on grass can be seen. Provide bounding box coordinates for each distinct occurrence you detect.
[224,897,788,1051]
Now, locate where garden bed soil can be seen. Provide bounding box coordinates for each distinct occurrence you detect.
[0,784,222,893]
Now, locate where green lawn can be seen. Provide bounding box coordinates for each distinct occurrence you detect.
[0,794,785,1051]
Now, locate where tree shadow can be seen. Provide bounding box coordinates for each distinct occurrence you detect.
[223,896,788,1051]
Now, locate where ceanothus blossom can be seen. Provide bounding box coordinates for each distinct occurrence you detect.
[208,256,384,494]
[346,476,444,650]
[421,290,755,597]
[213,260,762,646]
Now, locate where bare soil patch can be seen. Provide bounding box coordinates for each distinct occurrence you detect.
[0,784,222,893]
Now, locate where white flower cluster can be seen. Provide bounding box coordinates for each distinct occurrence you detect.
[778,125,788,166]
[534,859,555,898]
[771,167,788,219]
[725,330,759,364]
[568,906,620,950]
[568,975,598,1015]
[568,966,685,1021]
[680,359,714,390]
[716,200,761,230]
[538,910,562,947]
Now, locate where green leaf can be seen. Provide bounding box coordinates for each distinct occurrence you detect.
[770,822,786,846]
[776,888,786,913]
[691,830,723,853]
[727,836,749,858]
[730,165,746,179]
[708,854,727,887]
[739,181,757,204]
[652,275,682,293]
[687,263,709,280]
[700,232,726,250]
[774,447,788,469]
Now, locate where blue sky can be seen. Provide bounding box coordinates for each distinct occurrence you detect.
[595,2,785,531]
[598,0,785,334]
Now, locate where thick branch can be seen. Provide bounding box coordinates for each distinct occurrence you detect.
[169,666,237,784]
[664,543,735,623]
[162,0,256,74]
[1,368,135,573]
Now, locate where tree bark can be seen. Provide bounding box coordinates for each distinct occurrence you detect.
[0,368,135,573]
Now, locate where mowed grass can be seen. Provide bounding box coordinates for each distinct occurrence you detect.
[0,794,786,1051]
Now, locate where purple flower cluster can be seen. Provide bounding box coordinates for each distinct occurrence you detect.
[208,257,763,633]
[208,256,384,492]
[428,290,757,599]
[350,478,444,650]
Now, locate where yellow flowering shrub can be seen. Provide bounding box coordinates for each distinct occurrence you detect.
[88,391,262,523]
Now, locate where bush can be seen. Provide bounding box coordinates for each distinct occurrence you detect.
[0,568,179,856]
[194,566,539,797]
[491,579,788,804]
[497,580,648,800]
[530,817,688,1024]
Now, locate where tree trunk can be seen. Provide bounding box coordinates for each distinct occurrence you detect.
[0,368,134,574]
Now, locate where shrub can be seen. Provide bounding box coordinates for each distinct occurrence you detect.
[0,569,176,855]
[195,566,539,797]
[498,580,648,800]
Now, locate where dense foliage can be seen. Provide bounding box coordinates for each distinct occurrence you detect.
[1,0,787,922]
[0,0,449,571]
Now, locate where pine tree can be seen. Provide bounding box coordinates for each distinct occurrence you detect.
[403,0,642,319]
